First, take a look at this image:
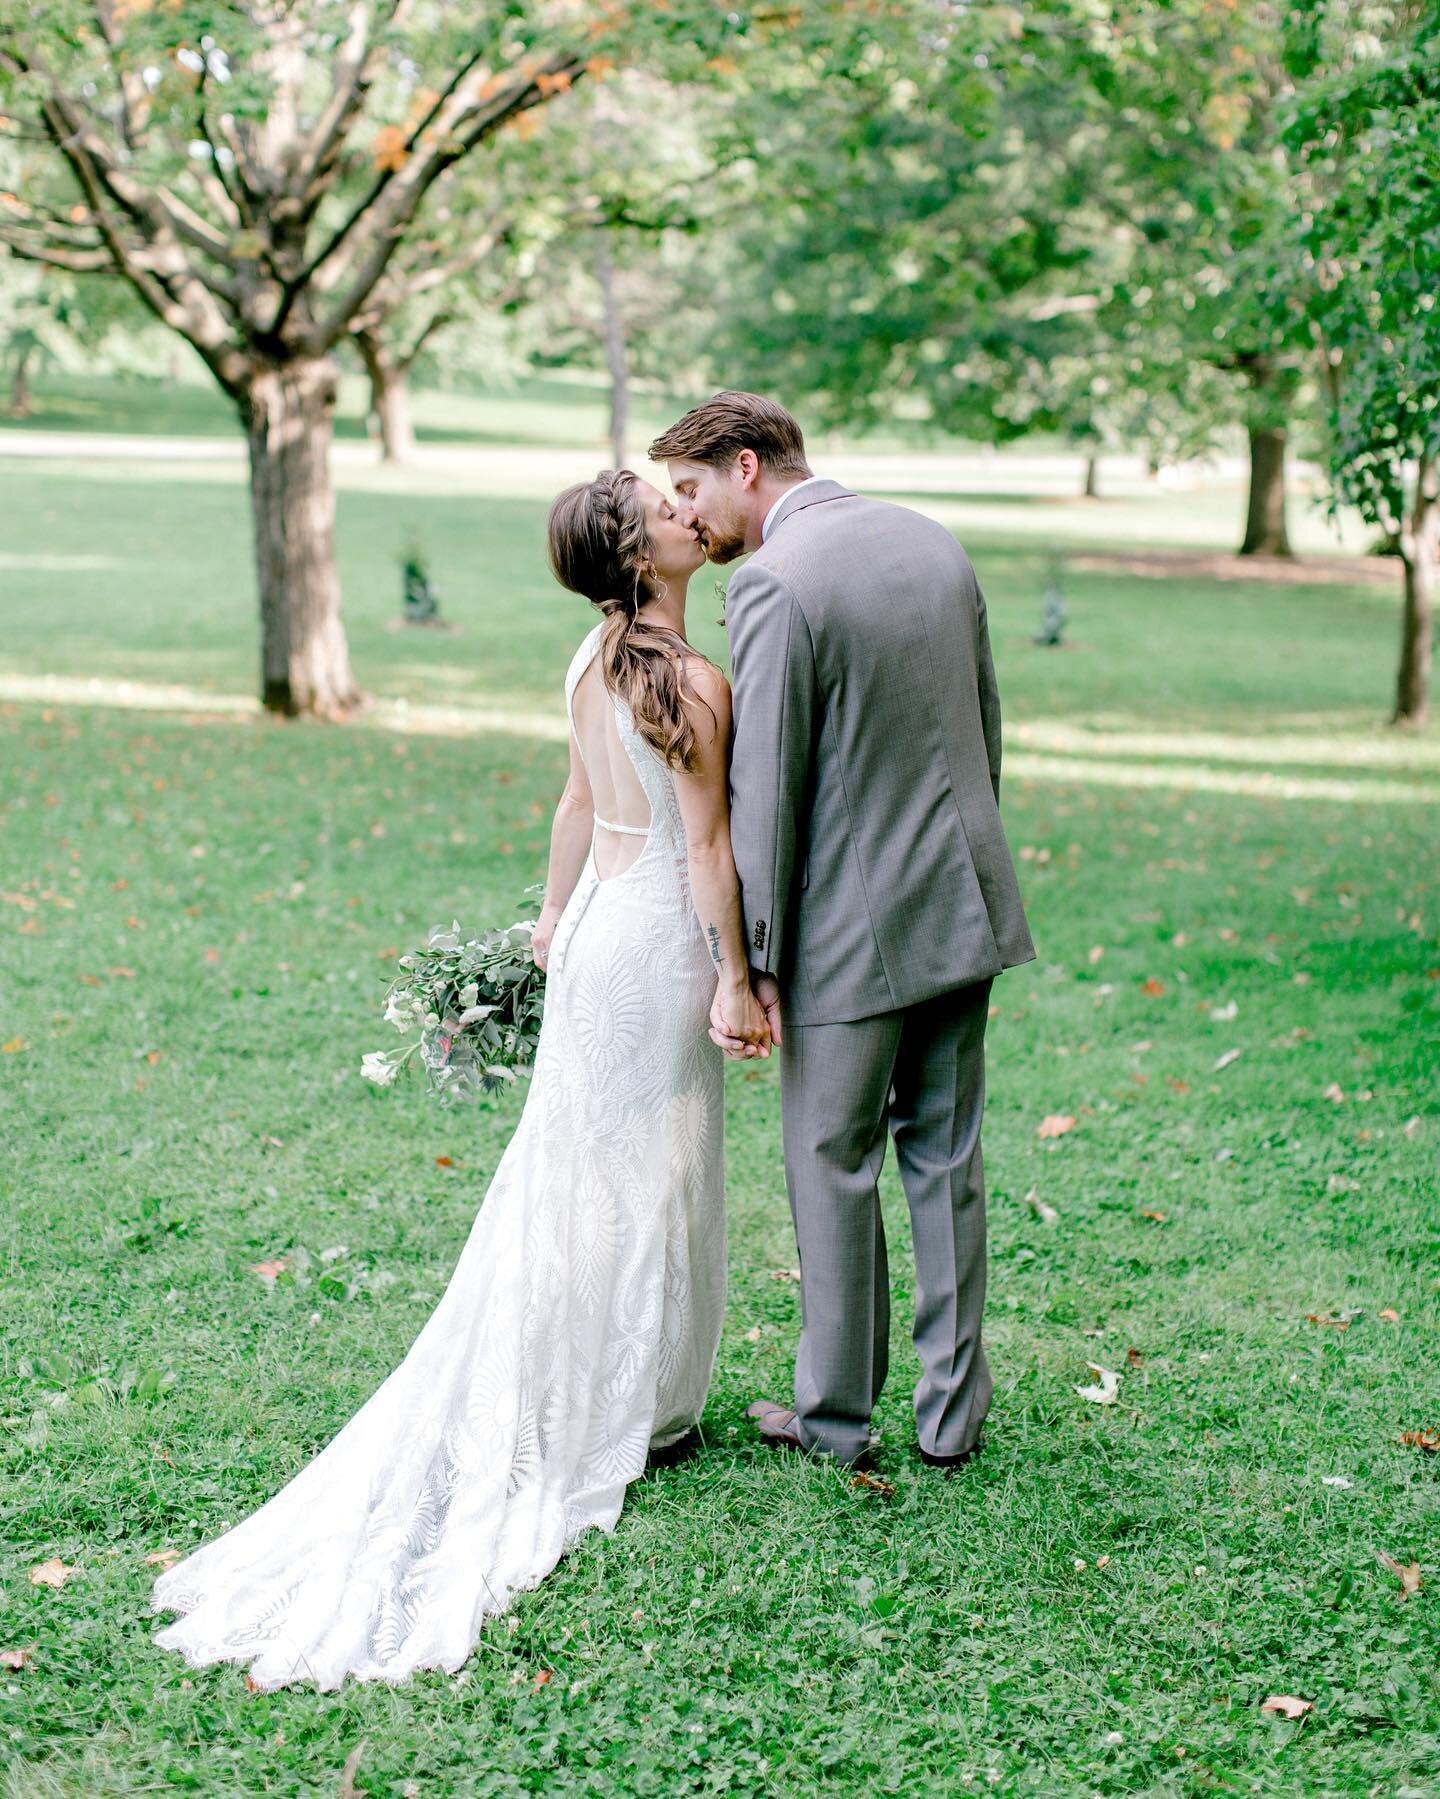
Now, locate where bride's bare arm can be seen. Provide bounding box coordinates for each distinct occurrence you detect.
[532,731,594,971]
[672,660,770,1057]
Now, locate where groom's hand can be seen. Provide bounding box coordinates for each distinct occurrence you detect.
[751,972,783,1047]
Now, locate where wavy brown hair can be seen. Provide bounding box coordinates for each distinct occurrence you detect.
[546,469,709,772]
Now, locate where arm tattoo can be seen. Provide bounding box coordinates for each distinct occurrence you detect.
[706,923,724,968]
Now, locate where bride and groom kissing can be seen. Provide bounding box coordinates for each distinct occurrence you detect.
[150,391,1036,1692]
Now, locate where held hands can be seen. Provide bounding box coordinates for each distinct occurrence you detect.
[709,972,783,1061]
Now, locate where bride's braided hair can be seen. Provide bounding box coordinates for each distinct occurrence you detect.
[547,469,708,772]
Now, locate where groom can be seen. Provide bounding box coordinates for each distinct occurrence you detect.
[650,392,1035,1470]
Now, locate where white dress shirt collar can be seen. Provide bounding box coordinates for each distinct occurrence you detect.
[761,475,828,543]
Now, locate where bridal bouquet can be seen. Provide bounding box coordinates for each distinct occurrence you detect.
[362,899,545,1105]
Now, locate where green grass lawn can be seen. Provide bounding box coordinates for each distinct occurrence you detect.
[0,432,1437,1797]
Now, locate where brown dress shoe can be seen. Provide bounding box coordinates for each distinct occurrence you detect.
[747,1400,879,1471]
[746,1399,805,1451]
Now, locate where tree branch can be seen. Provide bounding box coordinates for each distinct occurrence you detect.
[295,56,583,354]
[27,84,247,375]
[90,0,153,150]
[193,72,246,229]
[398,304,453,369]
[291,0,422,223]
[0,231,114,273]
[286,31,515,306]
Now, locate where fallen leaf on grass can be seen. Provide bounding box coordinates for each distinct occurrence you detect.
[244,1674,260,1694]
[2,1037,29,1054]
[1399,1429,1440,1453]
[1096,1554,1111,1569]
[1375,1549,1422,1600]
[0,1647,34,1670]
[1088,945,1104,964]
[1125,1347,1144,1368]
[1378,1309,1400,1323]
[851,1470,895,1496]
[434,1155,456,1168]
[1305,1312,1356,1330]
[1025,1185,1060,1226]
[260,1134,284,1150]
[770,1267,801,1282]
[1213,1047,1243,1072]
[1128,1040,1152,1053]
[532,1669,554,1691]
[1260,1695,1313,1720]
[1322,1083,1345,1104]
[1076,1364,1121,1405]
[144,1548,182,1570]
[744,1325,762,1342]
[1402,1116,1420,1138]
[105,967,136,978]
[1140,978,1166,997]
[28,1558,74,1588]
[1165,1076,1190,1094]
[249,1256,291,1286]
[1037,1114,1076,1140]
[339,1739,369,1799]
[1209,1001,1238,1022]
[1140,1209,1167,1223]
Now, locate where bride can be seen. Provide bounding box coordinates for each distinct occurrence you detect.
[150,470,771,1690]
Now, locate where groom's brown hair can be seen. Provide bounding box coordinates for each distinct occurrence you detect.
[649,391,812,477]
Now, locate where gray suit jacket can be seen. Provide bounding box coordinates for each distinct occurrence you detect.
[726,479,1035,1026]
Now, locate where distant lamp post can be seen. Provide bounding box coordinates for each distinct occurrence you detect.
[1034,559,1068,647]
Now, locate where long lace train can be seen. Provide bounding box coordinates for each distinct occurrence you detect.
[150,623,726,1689]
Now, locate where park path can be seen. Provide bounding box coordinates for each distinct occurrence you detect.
[0,425,1232,498]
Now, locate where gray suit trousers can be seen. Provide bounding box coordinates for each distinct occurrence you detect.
[779,978,995,1464]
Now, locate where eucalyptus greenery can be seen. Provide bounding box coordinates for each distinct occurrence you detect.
[362,890,546,1104]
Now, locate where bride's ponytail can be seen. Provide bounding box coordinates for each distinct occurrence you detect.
[548,469,707,772]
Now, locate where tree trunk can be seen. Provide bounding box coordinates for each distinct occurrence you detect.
[10,343,33,417]
[355,328,415,464]
[1082,452,1100,498]
[595,233,629,469]
[1394,462,1436,727]
[241,357,363,719]
[1239,422,1293,556]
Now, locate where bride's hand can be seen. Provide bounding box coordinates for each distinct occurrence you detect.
[709,979,771,1060]
[531,903,562,973]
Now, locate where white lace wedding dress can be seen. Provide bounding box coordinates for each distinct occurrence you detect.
[151,623,726,1690]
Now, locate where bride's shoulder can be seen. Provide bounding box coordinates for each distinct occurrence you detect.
[678,655,731,745]
[679,652,730,706]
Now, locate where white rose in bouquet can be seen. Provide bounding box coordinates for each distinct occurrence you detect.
[361,1050,401,1088]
